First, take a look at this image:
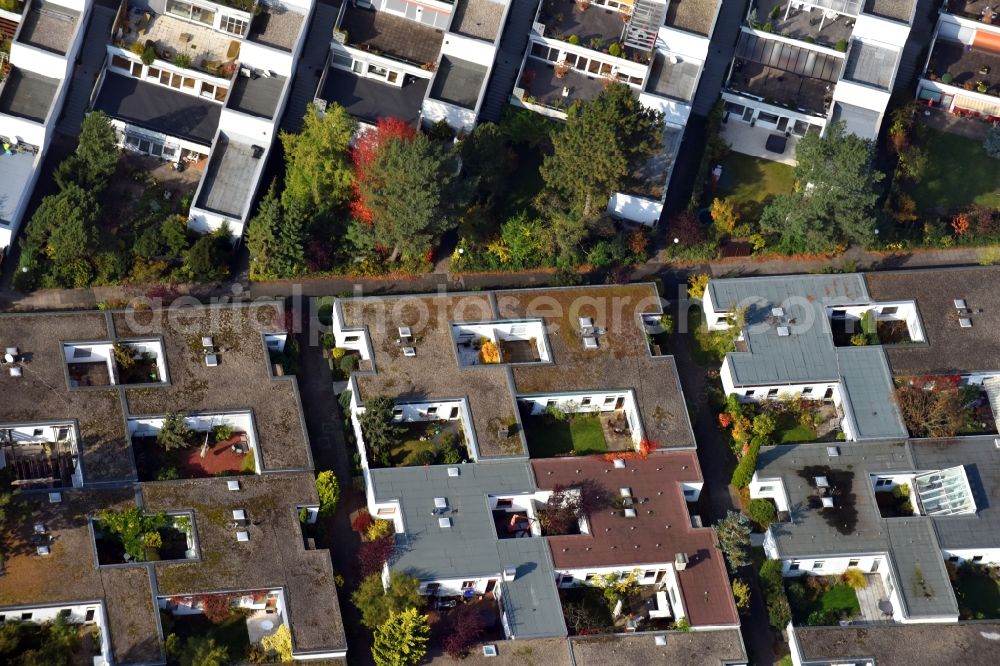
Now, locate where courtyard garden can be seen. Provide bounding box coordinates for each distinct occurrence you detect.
[133,420,255,481]
[718,394,840,455]
[93,507,192,564]
[386,421,468,467]
[894,377,996,438]
[715,151,795,218]
[785,575,861,626]
[521,410,608,458]
[949,561,1000,620]
[0,614,102,666]
[906,127,1000,214]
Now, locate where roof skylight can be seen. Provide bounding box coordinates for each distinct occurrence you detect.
[914,466,976,516]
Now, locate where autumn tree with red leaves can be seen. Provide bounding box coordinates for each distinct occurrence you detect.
[441,604,486,658]
[348,118,454,262]
[358,534,395,578]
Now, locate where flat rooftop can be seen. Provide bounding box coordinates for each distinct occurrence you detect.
[569,629,746,664]
[864,267,1000,376]
[142,475,347,654]
[16,0,79,55]
[227,71,287,118]
[0,68,59,123]
[519,60,639,115]
[0,150,36,225]
[795,622,1000,663]
[340,6,444,67]
[246,5,304,52]
[533,456,740,628]
[430,55,488,109]
[0,488,162,664]
[863,0,916,23]
[338,284,695,457]
[708,274,908,440]
[93,72,221,146]
[319,67,428,126]
[842,40,897,90]
[646,50,701,102]
[664,0,720,37]
[729,32,840,115]
[195,136,258,219]
[545,4,628,49]
[451,0,506,42]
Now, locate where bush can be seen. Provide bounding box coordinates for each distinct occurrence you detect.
[316,471,340,516]
[842,568,868,590]
[941,72,954,85]
[141,45,157,65]
[339,354,357,376]
[984,126,1000,159]
[608,42,622,57]
[731,437,763,488]
[835,39,848,52]
[332,346,347,359]
[746,498,778,528]
[211,424,234,442]
[759,560,792,630]
[568,34,580,45]
[155,466,180,481]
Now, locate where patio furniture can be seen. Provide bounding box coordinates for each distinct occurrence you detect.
[765,133,788,154]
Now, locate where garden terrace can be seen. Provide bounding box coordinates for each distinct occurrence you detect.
[117,7,235,71]
[751,0,854,49]
[141,474,347,655]
[245,5,304,52]
[950,561,1000,619]
[664,0,721,36]
[928,38,1000,94]
[794,622,1000,663]
[113,305,313,471]
[865,267,1000,376]
[451,0,506,42]
[339,294,522,458]
[496,285,696,448]
[945,0,996,21]
[132,426,256,481]
[541,2,632,54]
[521,410,634,457]
[16,0,79,55]
[339,5,444,67]
[532,455,740,628]
[0,489,164,664]
[375,419,467,467]
[519,58,628,109]
[0,312,133,481]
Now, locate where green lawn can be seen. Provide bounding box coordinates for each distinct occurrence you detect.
[954,566,1000,619]
[390,422,458,466]
[786,579,860,625]
[776,412,819,444]
[910,128,1000,213]
[717,151,795,216]
[169,612,250,660]
[524,414,608,458]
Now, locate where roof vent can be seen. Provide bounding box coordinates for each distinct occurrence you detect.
[36,545,51,556]
[675,552,689,571]
[994,438,1000,449]
[398,326,412,339]
[502,566,517,581]
[959,318,972,328]
[202,337,218,367]
[403,346,417,357]
[771,307,785,317]
[815,476,830,488]
[624,508,637,518]
[236,530,249,542]
[434,497,448,509]
[227,480,240,491]
[447,467,460,477]
[483,645,498,657]
[821,496,835,508]
[4,346,19,363]
[776,326,790,337]
[48,492,62,504]
[232,509,246,521]
[613,459,626,469]
[438,517,452,528]
[583,336,598,350]
[620,487,632,497]
[954,299,967,309]
[9,366,22,377]
[654,635,667,646]
[827,446,840,457]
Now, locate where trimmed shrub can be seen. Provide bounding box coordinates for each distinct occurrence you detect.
[746,498,778,528]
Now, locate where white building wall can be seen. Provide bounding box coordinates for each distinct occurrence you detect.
[854,15,912,46]
[239,41,296,77]
[606,193,663,226]
[832,79,892,117]
[656,26,712,60]
[0,601,111,665]
[9,44,68,80]
[421,98,477,133]
[749,476,791,513]
[638,92,691,126]
[440,33,496,65]
[419,575,501,597]
[942,548,1000,566]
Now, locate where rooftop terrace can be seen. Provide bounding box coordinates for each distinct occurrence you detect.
[646,49,700,102]
[195,135,258,219]
[927,38,1000,91]
[842,40,897,90]
[664,0,720,36]
[752,0,855,49]
[118,7,235,70]
[246,5,304,51]
[0,150,36,225]
[430,55,488,109]
[340,5,444,67]
[0,69,58,123]
[16,0,79,55]
[729,32,840,115]
[542,2,628,49]
[451,0,506,42]
[318,67,428,126]
[520,59,634,112]
[227,70,286,118]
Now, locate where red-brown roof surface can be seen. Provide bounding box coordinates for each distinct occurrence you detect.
[531,455,739,628]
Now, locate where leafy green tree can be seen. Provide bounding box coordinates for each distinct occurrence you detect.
[499,212,547,268]
[76,111,120,191]
[135,225,166,259]
[18,184,101,288]
[352,572,424,630]
[352,132,453,261]
[359,396,406,466]
[371,608,430,666]
[158,412,193,451]
[539,83,663,219]
[716,510,752,570]
[0,621,21,654]
[760,122,883,253]
[984,125,1000,159]
[280,103,356,218]
[248,187,308,279]
[161,215,190,256]
[460,122,508,203]
[178,636,228,666]
[182,227,231,282]
[747,498,778,528]
[97,506,168,561]
[316,470,340,516]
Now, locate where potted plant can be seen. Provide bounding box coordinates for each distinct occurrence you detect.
[977,80,989,93]
[554,60,571,79]
[575,0,590,11]
[941,72,954,84]
[981,65,991,75]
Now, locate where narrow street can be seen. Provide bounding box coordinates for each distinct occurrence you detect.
[668,298,778,665]
[294,304,374,666]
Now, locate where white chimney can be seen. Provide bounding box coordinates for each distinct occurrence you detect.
[675,552,689,571]
[502,566,517,582]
